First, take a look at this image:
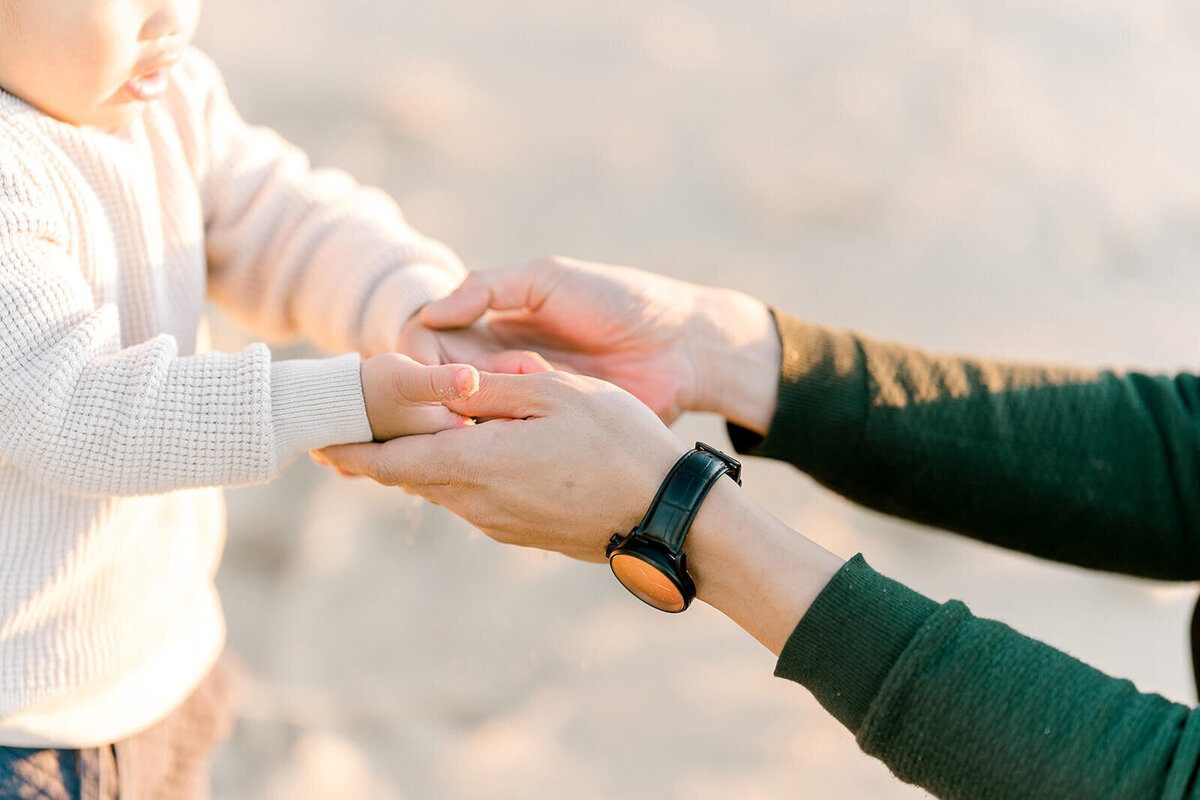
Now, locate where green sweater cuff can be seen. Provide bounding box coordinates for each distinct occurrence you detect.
[727,311,868,482]
[774,554,939,734]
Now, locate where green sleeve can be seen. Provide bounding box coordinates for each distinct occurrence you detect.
[729,312,1200,580]
[777,555,1200,799]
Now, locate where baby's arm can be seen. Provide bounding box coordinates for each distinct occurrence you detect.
[0,151,466,496]
[175,50,465,358]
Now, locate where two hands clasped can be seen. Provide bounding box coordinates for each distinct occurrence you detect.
[331,254,735,555]
[315,256,843,655]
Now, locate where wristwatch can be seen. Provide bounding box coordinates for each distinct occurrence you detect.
[606,442,742,613]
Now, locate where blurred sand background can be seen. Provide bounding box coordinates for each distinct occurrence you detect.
[194,1,1200,797]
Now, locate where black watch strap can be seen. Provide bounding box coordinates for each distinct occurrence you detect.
[636,442,743,552]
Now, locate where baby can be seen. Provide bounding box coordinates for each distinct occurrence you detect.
[0,0,539,794]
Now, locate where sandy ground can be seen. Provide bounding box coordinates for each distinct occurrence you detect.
[194,2,1200,797]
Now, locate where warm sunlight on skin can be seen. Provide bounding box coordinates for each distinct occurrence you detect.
[0,0,201,130]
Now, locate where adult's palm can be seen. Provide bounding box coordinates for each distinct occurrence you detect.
[420,256,708,422]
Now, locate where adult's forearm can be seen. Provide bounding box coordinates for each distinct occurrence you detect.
[776,556,1200,799]
[683,448,1200,799]
[733,312,1200,580]
[685,477,843,655]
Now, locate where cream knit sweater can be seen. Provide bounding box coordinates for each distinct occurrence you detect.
[0,48,466,747]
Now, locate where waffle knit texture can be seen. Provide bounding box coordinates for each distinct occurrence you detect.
[0,48,466,746]
[731,311,1200,798]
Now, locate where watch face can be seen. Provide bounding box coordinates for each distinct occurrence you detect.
[609,552,686,612]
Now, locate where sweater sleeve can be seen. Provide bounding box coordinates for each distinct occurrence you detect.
[0,150,373,497]
[174,49,467,357]
[776,555,1200,799]
[728,311,1200,581]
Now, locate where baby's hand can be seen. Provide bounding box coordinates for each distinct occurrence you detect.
[360,353,479,440]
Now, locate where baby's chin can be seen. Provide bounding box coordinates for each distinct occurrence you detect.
[85,96,153,133]
[22,92,148,133]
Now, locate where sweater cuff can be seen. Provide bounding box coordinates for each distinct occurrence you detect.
[727,311,869,481]
[270,353,374,466]
[774,554,939,734]
[359,263,466,357]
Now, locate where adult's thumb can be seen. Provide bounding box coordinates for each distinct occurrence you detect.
[422,261,556,329]
[420,279,493,329]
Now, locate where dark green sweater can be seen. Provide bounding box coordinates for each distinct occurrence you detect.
[732,312,1200,799]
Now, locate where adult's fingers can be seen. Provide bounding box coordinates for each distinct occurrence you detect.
[308,449,362,478]
[420,260,562,329]
[472,349,555,375]
[317,435,451,487]
[395,361,480,403]
[477,325,598,373]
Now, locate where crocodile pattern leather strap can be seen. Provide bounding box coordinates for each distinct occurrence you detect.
[635,443,742,553]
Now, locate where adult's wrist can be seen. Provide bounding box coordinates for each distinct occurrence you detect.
[732,315,868,481]
[683,477,844,655]
[683,287,781,436]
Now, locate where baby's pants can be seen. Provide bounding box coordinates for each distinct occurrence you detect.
[0,656,238,800]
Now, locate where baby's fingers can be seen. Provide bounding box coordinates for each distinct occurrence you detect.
[396,361,480,403]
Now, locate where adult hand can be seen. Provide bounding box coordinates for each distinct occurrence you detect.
[420,256,781,432]
[315,370,689,561]
[318,368,844,655]
[395,311,553,375]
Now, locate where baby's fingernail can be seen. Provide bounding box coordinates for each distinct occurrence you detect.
[309,450,329,466]
[456,366,480,396]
